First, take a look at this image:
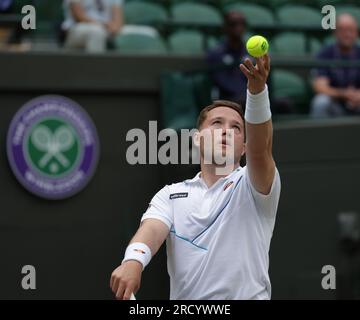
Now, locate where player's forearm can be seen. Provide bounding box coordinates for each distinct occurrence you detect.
[128,220,169,258]
[246,120,273,160]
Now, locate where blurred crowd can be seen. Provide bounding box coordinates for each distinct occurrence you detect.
[207,10,360,117]
[1,0,360,119]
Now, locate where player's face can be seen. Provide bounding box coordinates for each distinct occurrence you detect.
[198,107,245,165]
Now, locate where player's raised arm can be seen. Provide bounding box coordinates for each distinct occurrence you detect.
[240,54,275,195]
[110,219,169,300]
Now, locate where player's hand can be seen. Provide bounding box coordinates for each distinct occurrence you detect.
[110,260,142,300]
[240,54,270,95]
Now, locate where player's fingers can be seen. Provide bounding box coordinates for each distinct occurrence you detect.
[111,276,120,294]
[123,283,136,300]
[239,64,252,79]
[255,57,265,76]
[243,58,257,74]
[110,269,119,289]
[110,273,114,289]
[263,54,270,72]
[116,281,126,300]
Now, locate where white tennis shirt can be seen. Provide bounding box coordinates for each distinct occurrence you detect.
[141,166,281,300]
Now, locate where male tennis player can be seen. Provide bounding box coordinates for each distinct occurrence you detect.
[110,54,281,300]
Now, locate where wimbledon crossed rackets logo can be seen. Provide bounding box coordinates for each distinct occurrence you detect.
[28,120,79,176]
[7,95,99,200]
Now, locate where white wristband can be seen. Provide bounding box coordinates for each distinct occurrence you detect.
[245,84,272,124]
[122,242,152,270]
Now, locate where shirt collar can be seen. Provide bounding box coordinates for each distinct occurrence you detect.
[184,172,202,185]
[184,167,242,187]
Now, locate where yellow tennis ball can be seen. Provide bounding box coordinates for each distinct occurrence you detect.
[246,35,269,58]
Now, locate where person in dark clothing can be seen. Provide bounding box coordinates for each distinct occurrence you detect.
[311,13,360,117]
[207,11,248,106]
[207,11,295,115]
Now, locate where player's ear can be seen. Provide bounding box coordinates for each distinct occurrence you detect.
[241,142,246,157]
[193,129,201,148]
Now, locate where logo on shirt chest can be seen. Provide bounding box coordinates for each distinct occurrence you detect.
[169,192,188,200]
[223,181,234,191]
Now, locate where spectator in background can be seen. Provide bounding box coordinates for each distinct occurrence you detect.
[206,11,295,114]
[206,11,248,106]
[62,0,124,53]
[0,0,13,13]
[311,14,360,118]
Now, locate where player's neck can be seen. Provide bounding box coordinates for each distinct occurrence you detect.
[200,163,240,188]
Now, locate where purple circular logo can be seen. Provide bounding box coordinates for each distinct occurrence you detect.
[7,95,100,200]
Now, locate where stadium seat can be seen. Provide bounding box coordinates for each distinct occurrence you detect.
[277,5,323,28]
[272,70,308,112]
[309,37,322,55]
[223,3,275,27]
[192,73,213,109]
[265,0,292,9]
[114,33,168,54]
[161,72,198,130]
[272,32,322,55]
[316,0,343,8]
[13,0,33,13]
[23,0,63,39]
[171,2,223,27]
[124,1,168,25]
[221,0,275,8]
[323,34,360,46]
[168,30,218,55]
[168,30,205,55]
[323,35,335,46]
[121,25,159,38]
[336,5,360,26]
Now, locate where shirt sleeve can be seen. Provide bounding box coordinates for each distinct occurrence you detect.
[140,185,173,230]
[244,166,281,219]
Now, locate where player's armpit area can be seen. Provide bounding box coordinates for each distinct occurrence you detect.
[245,167,281,218]
[247,155,276,195]
[140,185,174,229]
[140,213,172,230]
